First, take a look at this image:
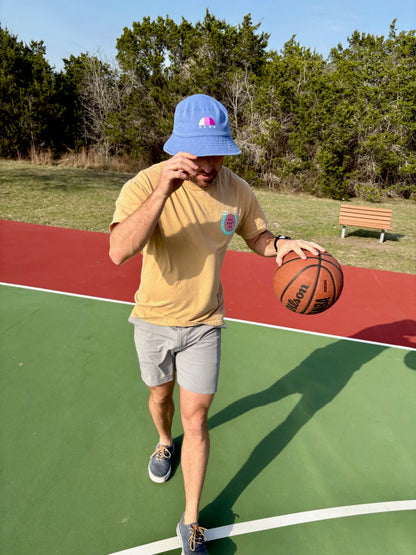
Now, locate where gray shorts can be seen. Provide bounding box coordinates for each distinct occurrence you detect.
[129,317,223,394]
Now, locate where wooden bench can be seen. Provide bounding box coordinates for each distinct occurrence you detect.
[339,204,393,243]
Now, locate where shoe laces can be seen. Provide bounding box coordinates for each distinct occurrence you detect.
[150,444,172,461]
[188,524,207,551]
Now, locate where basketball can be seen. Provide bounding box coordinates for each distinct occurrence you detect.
[273,251,344,315]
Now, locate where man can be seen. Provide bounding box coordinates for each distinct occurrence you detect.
[109,94,324,553]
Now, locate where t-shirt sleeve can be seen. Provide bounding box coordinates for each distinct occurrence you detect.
[109,170,154,230]
[236,182,268,241]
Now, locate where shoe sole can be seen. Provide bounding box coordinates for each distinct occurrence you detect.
[148,464,172,483]
[176,522,185,555]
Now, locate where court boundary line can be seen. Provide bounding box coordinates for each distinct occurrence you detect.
[108,500,416,554]
[1,282,414,351]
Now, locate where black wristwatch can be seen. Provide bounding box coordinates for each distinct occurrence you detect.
[274,235,292,252]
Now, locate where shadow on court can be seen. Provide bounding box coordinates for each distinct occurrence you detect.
[199,320,415,551]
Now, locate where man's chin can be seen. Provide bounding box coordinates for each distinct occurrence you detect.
[192,176,216,188]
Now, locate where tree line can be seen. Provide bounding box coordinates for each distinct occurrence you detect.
[1,13,415,200]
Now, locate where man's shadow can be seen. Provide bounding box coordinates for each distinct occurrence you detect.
[200,319,415,536]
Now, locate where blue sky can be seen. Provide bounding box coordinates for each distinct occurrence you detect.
[2,0,415,70]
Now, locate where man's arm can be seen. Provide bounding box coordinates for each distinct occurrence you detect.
[109,188,170,265]
[109,152,198,265]
[245,230,325,267]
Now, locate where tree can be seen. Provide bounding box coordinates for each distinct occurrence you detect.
[239,38,327,189]
[54,54,88,152]
[0,25,58,157]
[77,55,123,158]
[326,22,416,198]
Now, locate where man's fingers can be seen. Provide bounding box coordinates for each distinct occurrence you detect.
[275,240,326,266]
[164,154,198,178]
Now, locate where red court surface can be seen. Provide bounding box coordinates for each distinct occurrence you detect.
[1,220,415,349]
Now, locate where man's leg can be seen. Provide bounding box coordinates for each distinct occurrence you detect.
[147,380,176,483]
[148,379,176,446]
[179,386,215,524]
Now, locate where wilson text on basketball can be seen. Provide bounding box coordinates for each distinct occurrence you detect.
[286,284,309,312]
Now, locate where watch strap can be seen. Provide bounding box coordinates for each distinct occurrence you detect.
[274,235,292,252]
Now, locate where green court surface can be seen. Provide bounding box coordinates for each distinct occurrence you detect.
[1,284,415,554]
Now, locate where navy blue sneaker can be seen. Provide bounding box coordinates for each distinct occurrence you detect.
[148,443,175,483]
[176,513,208,554]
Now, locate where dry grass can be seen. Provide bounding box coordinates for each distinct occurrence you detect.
[57,148,144,173]
[1,159,415,274]
[26,147,144,174]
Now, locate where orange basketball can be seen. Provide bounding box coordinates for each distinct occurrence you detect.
[273,251,344,315]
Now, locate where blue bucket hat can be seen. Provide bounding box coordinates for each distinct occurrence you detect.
[163,94,241,156]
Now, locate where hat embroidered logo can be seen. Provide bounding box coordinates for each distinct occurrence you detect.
[198,117,216,128]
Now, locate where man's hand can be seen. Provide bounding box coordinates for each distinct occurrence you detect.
[158,152,199,197]
[275,239,326,267]
[246,231,326,266]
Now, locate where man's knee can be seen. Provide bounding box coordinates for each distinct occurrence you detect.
[181,405,211,438]
[149,382,174,405]
[180,388,214,436]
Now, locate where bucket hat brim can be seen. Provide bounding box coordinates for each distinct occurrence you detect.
[163,134,241,157]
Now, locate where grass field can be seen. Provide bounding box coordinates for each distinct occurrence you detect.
[1,159,415,274]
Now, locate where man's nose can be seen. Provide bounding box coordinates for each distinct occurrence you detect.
[197,157,213,172]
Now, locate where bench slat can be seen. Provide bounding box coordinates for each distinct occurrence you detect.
[339,214,392,225]
[339,218,392,230]
[339,204,392,215]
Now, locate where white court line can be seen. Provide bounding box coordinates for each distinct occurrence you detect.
[109,500,416,554]
[1,282,414,351]
[0,282,134,306]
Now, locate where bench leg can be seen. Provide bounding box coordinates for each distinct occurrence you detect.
[380,230,385,243]
[341,225,346,239]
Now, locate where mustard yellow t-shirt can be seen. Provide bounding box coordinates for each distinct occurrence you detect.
[111,162,268,326]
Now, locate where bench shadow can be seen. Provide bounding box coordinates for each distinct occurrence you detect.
[344,229,403,242]
[200,320,414,540]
